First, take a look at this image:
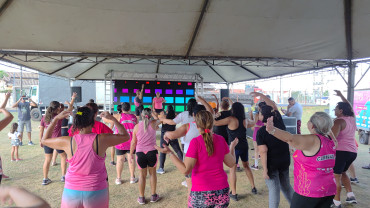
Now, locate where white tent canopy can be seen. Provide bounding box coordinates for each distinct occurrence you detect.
[0,0,368,84]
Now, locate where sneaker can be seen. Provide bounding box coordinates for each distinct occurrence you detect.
[137,197,145,205]
[252,187,257,194]
[330,203,342,208]
[110,161,116,166]
[42,178,52,185]
[124,157,128,162]
[150,194,160,203]
[237,164,242,172]
[229,192,239,201]
[362,165,370,169]
[61,176,65,182]
[181,180,188,187]
[350,177,359,183]
[51,162,58,166]
[345,196,357,204]
[130,177,139,184]
[251,165,259,170]
[11,159,16,162]
[156,168,165,174]
[16,159,23,162]
[115,178,122,185]
[28,141,34,145]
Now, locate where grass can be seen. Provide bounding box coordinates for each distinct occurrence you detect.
[1,108,369,208]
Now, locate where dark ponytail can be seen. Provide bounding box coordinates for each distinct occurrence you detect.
[72,107,95,134]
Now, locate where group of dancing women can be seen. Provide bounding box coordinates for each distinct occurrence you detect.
[0,87,360,208]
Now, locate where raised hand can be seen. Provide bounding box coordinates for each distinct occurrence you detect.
[4,92,11,99]
[71,92,78,99]
[55,111,71,121]
[334,90,342,97]
[100,111,114,120]
[266,116,274,132]
[154,144,172,154]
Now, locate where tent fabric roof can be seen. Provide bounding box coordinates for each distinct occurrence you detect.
[0,0,367,83]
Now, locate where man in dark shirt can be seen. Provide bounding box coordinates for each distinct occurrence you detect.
[12,96,37,145]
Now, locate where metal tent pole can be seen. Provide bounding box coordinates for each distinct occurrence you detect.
[347,62,355,104]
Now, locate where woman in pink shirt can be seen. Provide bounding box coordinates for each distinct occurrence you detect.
[265,111,337,208]
[130,108,161,205]
[152,92,166,114]
[41,107,129,208]
[331,90,358,207]
[156,110,238,208]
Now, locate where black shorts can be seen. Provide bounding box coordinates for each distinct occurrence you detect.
[61,128,69,136]
[44,146,65,154]
[235,149,249,163]
[116,149,134,155]
[291,192,334,208]
[135,105,144,116]
[136,150,158,169]
[154,109,163,114]
[333,151,357,174]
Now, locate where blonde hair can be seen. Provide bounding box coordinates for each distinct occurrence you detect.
[142,108,152,131]
[195,110,214,156]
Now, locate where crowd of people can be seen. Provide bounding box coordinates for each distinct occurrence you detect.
[0,88,367,208]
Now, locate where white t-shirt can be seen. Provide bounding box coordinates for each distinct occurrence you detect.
[287,102,303,120]
[8,132,20,140]
[183,122,200,153]
[173,111,194,144]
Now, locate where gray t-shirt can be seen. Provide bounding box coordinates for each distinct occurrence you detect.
[287,102,303,120]
[17,102,31,121]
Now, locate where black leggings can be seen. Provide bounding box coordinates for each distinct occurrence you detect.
[159,131,183,169]
[291,192,334,208]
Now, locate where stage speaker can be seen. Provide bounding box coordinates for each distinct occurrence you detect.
[71,86,82,103]
[220,89,229,99]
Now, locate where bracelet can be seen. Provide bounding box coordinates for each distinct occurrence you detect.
[268,128,276,135]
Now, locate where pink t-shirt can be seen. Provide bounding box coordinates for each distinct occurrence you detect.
[40,116,63,138]
[65,133,108,191]
[186,134,230,192]
[115,113,137,150]
[153,97,164,109]
[135,121,157,152]
[293,134,336,198]
[68,120,113,136]
[252,120,264,141]
[336,116,357,153]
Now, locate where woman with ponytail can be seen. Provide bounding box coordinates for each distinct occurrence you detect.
[130,108,162,205]
[156,110,238,208]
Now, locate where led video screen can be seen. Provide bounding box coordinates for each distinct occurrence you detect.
[113,80,195,113]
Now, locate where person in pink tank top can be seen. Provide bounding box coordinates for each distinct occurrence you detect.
[156,110,238,207]
[330,90,358,207]
[130,108,162,205]
[104,102,139,185]
[41,107,130,208]
[266,111,337,208]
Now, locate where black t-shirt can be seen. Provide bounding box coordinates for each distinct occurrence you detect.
[161,112,176,132]
[256,110,290,175]
[213,110,231,145]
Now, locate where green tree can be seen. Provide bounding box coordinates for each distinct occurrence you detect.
[0,70,8,79]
